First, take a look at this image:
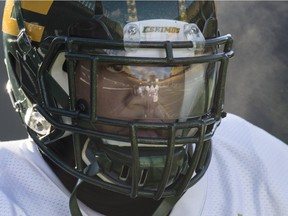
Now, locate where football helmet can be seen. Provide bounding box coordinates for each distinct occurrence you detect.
[2,0,233,214]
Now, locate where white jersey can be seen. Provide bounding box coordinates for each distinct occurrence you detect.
[1,114,288,216]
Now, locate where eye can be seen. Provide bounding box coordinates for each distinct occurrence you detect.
[106,65,124,73]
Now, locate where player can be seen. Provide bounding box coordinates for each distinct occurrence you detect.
[1,0,288,215]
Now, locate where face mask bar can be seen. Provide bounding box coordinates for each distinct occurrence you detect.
[28,34,233,199]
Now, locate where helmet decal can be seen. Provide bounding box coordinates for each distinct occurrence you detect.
[2,0,53,42]
[21,0,53,15]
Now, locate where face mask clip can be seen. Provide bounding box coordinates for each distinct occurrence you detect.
[184,23,205,50]
[123,23,141,51]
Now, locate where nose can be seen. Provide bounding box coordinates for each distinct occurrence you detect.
[125,84,161,119]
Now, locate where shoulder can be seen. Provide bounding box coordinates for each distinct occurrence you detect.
[215,113,287,151]
[213,113,288,182]
[0,138,61,187]
[0,138,47,169]
[0,139,48,190]
[171,114,288,215]
[202,113,288,215]
[0,139,72,216]
[0,139,29,167]
[0,139,103,216]
[0,139,27,151]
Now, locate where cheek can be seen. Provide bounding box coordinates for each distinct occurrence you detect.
[75,62,91,103]
[75,76,90,103]
[97,89,129,114]
[96,77,131,117]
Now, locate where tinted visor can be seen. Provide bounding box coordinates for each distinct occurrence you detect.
[75,60,218,121]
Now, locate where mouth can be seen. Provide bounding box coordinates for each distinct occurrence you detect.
[136,128,171,139]
[113,128,169,138]
[93,118,174,139]
[122,119,172,138]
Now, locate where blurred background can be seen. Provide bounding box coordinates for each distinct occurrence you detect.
[0,1,287,144]
[218,1,288,144]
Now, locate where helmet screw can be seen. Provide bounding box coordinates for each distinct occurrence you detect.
[191,26,199,34]
[127,26,138,35]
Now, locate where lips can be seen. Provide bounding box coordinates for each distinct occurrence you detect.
[113,127,168,138]
[95,123,169,138]
[136,129,165,138]
[131,119,171,138]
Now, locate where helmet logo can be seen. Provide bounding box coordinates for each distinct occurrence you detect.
[142,26,180,34]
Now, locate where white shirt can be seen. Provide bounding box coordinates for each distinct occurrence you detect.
[1,114,288,216]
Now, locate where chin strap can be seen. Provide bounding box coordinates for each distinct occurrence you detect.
[152,196,183,216]
[69,179,84,216]
[69,162,100,216]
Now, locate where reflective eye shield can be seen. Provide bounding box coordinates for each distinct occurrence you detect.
[39,34,233,125]
[34,34,233,145]
[75,61,214,120]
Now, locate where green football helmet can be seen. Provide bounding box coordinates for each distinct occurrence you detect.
[2,0,233,214]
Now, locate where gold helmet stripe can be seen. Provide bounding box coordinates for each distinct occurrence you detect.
[127,0,138,22]
[21,0,53,15]
[2,0,53,42]
[178,0,187,22]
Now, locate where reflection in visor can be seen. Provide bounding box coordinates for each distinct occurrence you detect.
[75,61,217,121]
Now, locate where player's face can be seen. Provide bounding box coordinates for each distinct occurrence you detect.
[75,60,210,137]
